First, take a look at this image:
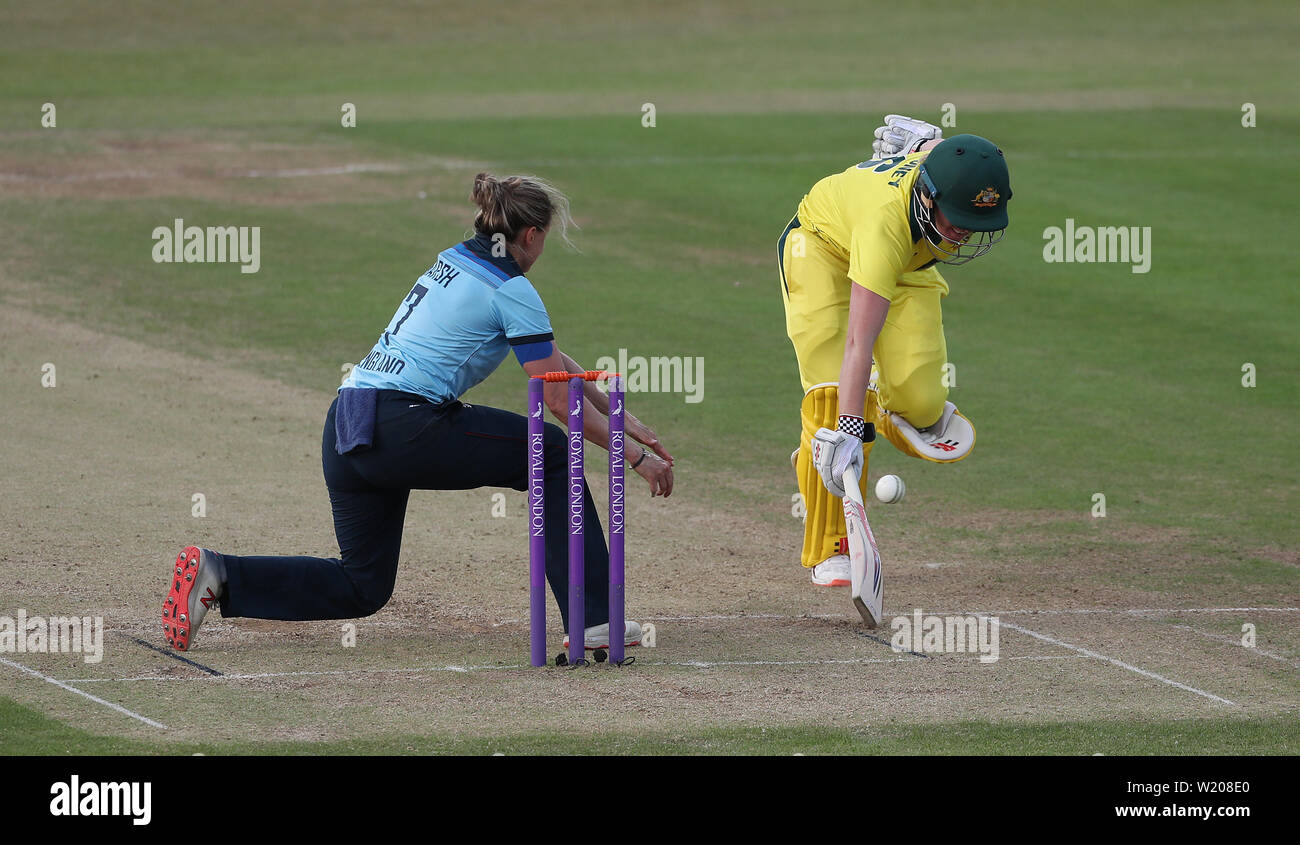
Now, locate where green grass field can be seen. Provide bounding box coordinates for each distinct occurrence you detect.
[7,695,1300,756]
[1,0,1297,755]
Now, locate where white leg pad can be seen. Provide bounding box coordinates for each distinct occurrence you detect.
[886,401,975,462]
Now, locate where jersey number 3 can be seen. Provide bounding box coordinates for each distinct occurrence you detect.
[856,156,905,172]
[391,283,429,336]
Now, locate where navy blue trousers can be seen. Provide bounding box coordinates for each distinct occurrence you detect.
[217,390,610,633]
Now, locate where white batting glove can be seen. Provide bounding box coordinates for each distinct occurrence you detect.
[811,427,863,499]
[871,114,943,159]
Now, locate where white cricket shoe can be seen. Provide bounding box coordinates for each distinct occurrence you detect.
[563,620,643,650]
[162,546,225,651]
[811,554,852,587]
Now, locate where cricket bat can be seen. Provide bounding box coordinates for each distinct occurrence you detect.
[842,466,883,627]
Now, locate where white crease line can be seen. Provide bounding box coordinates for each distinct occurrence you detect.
[524,152,842,167]
[998,607,1300,615]
[238,162,419,178]
[645,612,846,621]
[60,653,1090,683]
[209,606,1296,631]
[0,161,447,184]
[1164,624,1298,666]
[0,170,161,182]
[1,656,167,729]
[64,656,915,679]
[8,149,1290,188]
[659,654,1090,669]
[996,620,1235,706]
[660,657,913,668]
[0,151,908,187]
[66,660,909,681]
[231,150,1291,176]
[64,664,528,683]
[168,607,1296,641]
[2,149,1291,185]
[645,608,1300,622]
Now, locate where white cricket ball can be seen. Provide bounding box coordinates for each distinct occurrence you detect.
[874,474,905,504]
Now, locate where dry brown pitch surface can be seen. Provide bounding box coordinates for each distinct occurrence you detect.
[2,304,1297,744]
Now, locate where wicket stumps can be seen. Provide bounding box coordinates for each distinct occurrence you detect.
[528,371,625,667]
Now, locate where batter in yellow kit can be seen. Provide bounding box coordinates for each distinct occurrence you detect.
[779,116,1013,586]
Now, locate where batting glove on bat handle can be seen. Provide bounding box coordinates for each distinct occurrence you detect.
[811,427,863,499]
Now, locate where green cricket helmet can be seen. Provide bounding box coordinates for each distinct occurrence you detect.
[912,134,1012,265]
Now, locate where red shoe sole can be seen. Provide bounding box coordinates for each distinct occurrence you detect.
[813,578,851,587]
[162,546,200,651]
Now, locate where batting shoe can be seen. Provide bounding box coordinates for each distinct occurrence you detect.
[563,620,643,650]
[811,554,852,587]
[162,546,226,652]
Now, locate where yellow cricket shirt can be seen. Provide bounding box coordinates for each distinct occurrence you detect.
[795,151,949,301]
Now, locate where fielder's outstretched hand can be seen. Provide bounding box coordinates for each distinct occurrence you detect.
[625,413,674,466]
[632,449,674,498]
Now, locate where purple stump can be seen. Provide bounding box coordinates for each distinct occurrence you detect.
[608,376,626,664]
[527,378,547,667]
[567,376,585,664]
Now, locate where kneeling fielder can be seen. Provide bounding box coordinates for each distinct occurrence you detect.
[780,115,1013,587]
